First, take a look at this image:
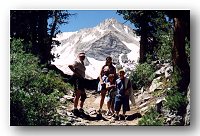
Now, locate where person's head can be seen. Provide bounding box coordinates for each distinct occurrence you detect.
[108,74,115,82]
[118,69,125,79]
[78,52,85,61]
[106,56,112,66]
[103,66,110,75]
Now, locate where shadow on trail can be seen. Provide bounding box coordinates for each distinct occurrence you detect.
[78,113,109,121]
[126,112,142,121]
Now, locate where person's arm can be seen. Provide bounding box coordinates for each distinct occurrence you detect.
[106,82,116,89]
[99,67,104,84]
[68,65,75,73]
[68,62,81,77]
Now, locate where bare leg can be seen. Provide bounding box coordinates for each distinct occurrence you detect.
[99,90,106,110]
[111,100,115,114]
[74,90,81,109]
[80,101,84,109]
[80,92,86,109]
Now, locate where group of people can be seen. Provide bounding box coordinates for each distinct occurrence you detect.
[68,52,133,121]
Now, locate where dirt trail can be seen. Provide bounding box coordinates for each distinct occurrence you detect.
[65,90,142,126]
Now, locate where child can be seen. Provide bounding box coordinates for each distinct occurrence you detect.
[105,74,116,116]
[113,69,131,120]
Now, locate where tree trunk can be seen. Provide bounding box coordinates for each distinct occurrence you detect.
[139,34,146,63]
[173,16,190,94]
[139,22,147,63]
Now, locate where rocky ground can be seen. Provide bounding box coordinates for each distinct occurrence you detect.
[56,62,190,126]
[57,88,158,126]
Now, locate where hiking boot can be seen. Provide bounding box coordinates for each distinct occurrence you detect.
[97,109,102,114]
[73,109,80,116]
[79,108,86,117]
[96,112,103,120]
[114,116,119,121]
[112,114,119,121]
[79,108,84,113]
[120,115,125,120]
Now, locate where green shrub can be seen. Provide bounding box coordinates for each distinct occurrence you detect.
[164,89,187,112]
[10,39,72,125]
[129,62,155,89]
[138,107,164,126]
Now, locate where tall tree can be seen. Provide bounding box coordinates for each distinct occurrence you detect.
[167,11,190,94]
[10,10,72,64]
[117,10,190,94]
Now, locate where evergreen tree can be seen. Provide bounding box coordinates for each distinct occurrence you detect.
[166,10,190,94]
[10,10,72,64]
[117,10,167,63]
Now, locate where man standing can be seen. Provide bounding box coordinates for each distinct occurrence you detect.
[68,52,86,116]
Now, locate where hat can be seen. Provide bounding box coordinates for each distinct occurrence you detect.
[118,69,125,73]
[78,52,85,57]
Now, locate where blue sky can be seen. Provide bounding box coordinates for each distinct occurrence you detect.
[59,10,135,32]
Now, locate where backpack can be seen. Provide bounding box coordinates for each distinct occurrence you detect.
[124,77,136,106]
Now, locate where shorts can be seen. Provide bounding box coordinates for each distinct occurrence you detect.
[74,90,87,102]
[114,95,130,112]
[72,75,85,92]
[97,82,106,93]
[106,89,116,101]
[72,75,86,101]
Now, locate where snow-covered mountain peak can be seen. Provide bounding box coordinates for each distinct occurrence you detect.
[51,18,140,79]
[99,18,118,27]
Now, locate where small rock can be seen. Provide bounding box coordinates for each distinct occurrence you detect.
[61,106,67,109]
[140,106,149,113]
[63,95,74,100]
[110,119,115,123]
[149,77,163,93]
[165,66,173,79]
[140,87,144,93]
[60,98,66,103]
[66,111,74,117]
[74,122,86,126]
[144,96,151,102]
[67,117,75,123]
[75,118,83,122]
[58,110,67,116]
[139,102,147,108]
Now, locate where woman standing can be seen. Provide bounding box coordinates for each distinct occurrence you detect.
[97,56,117,114]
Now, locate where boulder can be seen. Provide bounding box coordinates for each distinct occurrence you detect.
[149,77,163,93]
[156,97,165,114]
[184,87,190,125]
[165,66,173,79]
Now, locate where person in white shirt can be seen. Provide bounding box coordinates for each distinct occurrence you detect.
[68,52,86,116]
